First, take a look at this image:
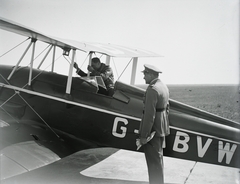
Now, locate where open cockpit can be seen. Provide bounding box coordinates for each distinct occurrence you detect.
[0,17,160,99]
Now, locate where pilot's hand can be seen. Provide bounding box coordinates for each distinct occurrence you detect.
[87,65,94,72]
[73,62,79,69]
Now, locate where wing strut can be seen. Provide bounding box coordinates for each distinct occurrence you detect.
[51,45,56,72]
[7,39,33,80]
[37,45,53,69]
[28,38,37,86]
[130,57,138,85]
[105,55,110,65]
[87,52,93,77]
[66,49,76,94]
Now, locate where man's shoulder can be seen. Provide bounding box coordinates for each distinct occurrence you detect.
[149,79,161,88]
[147,84,159,95]
[149,79,168,92]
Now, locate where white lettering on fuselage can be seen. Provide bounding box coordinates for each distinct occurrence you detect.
[111,118,238,166]
[218,141,237,164]
[173,131,238,165]
[112,117,128,138]
[173,131,190,153]
[197,136,212,158]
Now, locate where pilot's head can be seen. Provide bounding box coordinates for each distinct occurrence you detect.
[142,64,162,84]
[91,57,101,70]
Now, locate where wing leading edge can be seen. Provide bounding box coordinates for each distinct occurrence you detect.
[0,17,161,58]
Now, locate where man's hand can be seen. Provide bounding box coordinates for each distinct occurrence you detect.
[140,137,148,145]
[136,137,147,150]
[73,62,79,69]
[136,132,156,150]
[87,65,94,72]
[136,139,141,150]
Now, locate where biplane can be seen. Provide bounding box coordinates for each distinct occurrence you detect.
[0,17,239,183]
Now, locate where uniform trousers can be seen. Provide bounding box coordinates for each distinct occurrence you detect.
[143,136,164,184]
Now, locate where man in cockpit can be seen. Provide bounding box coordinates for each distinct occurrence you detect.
[73,57,114,96]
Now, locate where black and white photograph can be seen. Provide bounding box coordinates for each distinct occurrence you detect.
[0,0,239,183]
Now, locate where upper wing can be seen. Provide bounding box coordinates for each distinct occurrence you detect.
[0,17,160,58]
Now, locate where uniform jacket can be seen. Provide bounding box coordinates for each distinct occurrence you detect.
[139,78,170,138]
[76,63,114,90]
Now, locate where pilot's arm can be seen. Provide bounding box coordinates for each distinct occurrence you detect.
[74,62,87,77]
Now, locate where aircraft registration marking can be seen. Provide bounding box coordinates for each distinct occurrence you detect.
[173,131,238,165]
[112,117,239,166]
[112,116,239,144]
[112,117,128,138]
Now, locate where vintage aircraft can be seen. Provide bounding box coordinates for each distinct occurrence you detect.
[0,17,239,183]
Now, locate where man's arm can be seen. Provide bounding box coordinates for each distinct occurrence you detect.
[74,62,87,77]
[139,88,158,141]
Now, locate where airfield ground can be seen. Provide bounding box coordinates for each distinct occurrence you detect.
[168,84,239,122]
[81,149,239,184]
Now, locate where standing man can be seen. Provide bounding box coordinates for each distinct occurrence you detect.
[138,64,170,184]
[74,57,114,96]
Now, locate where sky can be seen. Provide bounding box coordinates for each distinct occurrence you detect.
[0,0,239,85]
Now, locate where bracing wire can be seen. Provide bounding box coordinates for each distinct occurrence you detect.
[98,53,103,59]
[22,43,62,87]
[33,44,51,61]
[69,52,93,69]
[26,44,51,69]
[80,52,91,68]
[0,74,19,123]
[0,90,19,123]
[0,74,20,123]
[18,55,62,138]
[0,44,63,138]
[63,55,71,64]
[112,57,119,79]
[0,73,11,85]
[117,58,133,81]
[0,37,30,58]
[18,93,60,138]
[23,55,62,89]
[0,106,20,123]
[0,92,17,109]
[18,54,62,138]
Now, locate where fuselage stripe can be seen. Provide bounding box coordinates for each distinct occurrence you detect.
[170,126,240,144]
[0,83,141,121]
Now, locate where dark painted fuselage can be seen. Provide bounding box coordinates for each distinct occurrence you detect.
[0,65,239,168]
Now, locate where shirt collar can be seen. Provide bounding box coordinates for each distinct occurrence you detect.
[149,78,159,85]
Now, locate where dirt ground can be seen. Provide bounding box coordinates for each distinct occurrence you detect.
[168,84,239,123]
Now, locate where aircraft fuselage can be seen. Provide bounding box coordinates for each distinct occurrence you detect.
[0,65,239,168]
